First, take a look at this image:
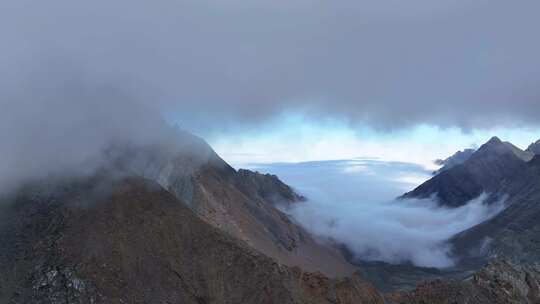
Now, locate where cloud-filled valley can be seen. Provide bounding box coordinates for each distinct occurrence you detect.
[251,159,506,268]
[3,0,540,302]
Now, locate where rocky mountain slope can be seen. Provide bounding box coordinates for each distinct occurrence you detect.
[403,137,534,207]
[233,169,306,207]
[401,136,540,269]
[0,174,383,304]
[111,130,353,277]
[450,154,540,267]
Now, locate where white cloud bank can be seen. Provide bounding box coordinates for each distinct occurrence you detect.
[251,159,505,268]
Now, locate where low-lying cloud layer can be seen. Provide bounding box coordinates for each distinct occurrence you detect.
[2,0,540,133]
[0,76,177,193]
[252,159,505,267]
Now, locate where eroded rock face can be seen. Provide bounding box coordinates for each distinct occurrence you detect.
[386,260,540,304]
[0,175,383,304]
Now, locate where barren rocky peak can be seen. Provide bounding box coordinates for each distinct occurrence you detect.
[401,137,540,272]
[476,136,533,161]
[403,136,531,207]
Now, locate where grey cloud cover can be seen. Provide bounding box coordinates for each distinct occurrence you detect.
[2,0,540,132]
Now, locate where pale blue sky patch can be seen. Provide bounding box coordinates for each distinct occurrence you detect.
[209,113,540,168]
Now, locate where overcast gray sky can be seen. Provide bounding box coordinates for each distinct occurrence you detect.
[2,0,540,133]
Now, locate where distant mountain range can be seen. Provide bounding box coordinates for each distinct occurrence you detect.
[2,131,540,303]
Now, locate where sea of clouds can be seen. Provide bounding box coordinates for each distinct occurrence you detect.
[250,159,505,268]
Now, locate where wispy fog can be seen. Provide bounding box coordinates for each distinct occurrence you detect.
[250,159,505,268]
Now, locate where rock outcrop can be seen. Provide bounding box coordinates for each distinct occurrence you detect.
[386,260,540,304]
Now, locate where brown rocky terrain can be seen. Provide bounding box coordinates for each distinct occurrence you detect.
[386,260,540,304]
[0,174,383,304]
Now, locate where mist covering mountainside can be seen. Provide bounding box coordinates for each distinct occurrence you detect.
[0,95,367,302]
[2,85,540,303]
[2,102,540,303]
[3,0,540,302]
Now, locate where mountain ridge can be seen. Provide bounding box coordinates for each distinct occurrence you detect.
[107,130,354,277]
[402,136,534,207]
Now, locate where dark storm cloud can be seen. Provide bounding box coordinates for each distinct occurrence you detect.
[2,0,540,132]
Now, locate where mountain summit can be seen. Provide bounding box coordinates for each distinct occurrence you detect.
[526,139,540,155]
[402,137,532,207]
